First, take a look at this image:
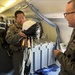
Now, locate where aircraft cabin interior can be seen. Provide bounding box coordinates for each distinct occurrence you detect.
[0,0,73,75]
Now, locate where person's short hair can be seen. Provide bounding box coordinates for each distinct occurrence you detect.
[68,0,75,10]
[0,16,4,21]
[14,10,25,18]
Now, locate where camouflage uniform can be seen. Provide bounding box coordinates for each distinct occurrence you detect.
[56,29,75,75]
[6,24,31,75]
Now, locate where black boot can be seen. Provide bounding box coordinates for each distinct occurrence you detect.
[24,64,31,75]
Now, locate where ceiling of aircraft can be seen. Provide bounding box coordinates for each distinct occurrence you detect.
[0,0,24,13]
[0,0,69,18]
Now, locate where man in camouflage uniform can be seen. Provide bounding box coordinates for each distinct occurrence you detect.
[6,10,31,75]
[54,0,75,75]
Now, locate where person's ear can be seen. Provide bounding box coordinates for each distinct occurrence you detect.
[73,14,75,20]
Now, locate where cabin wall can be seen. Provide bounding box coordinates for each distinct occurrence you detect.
[41,18,73,45]
[41,21,57,42]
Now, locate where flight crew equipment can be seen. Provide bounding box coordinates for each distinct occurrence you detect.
[23,1,61,75]
[21,20,43,75]
[33,64,60,75]
[26,2,60,50]
[30,41,56,74]
[22,20,42,38]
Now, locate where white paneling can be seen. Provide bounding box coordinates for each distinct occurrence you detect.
[49,18,73,45]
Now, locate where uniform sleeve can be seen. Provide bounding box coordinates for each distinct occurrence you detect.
[5,25,22,45]
[56,52,75,75]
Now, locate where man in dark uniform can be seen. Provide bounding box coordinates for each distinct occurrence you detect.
[0,16,13,74]
[0,16,6,45]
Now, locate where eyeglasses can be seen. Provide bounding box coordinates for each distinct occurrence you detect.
[64,11,75,17]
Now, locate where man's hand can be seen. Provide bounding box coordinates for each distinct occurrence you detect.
[54,49,60,57]
[19,31,27,38]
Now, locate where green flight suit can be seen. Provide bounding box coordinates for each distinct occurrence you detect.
[56,29,75,75]
[6,24,31,75]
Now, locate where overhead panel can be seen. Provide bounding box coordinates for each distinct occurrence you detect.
[0,0,24,13]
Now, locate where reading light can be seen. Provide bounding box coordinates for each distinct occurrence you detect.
[5,0,16,7]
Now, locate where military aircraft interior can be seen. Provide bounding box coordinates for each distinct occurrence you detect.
[0,0,73,75]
